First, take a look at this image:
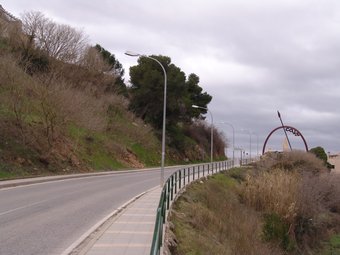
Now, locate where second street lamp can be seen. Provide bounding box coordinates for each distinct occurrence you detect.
[192,105,213,163]
[242,129,252,161]
[125,51,167,186]
[219,122,235,163]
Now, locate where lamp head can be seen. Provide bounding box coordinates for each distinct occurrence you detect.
[125,51,141,57]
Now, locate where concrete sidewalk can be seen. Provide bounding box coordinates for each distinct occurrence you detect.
[81,187,162,255]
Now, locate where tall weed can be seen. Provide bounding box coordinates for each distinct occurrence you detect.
[239,152,340,252]
[169,174,284,255]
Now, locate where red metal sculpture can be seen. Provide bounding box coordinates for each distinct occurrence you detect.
[262,125,308,155]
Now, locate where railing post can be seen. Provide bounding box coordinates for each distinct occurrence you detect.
[162,191,166,224]
[183,168,186,186]
[188,167,190,183]
[203,164,205,176]
[198,165,200,178]
[193,166,195,180]
[171,175,174,201]
[179,170,182,189]
[174,172,177,194]
[167,180,170,210]
[159,208,163,246]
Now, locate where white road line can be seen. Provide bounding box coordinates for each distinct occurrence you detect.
[0,199,49,217]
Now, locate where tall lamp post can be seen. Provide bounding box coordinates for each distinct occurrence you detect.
[192,105,213,163]
[234,147,243,165]
[125,51,167,186]
[242,129,252,160]
[219,122,235,163]
[254,132,259,158]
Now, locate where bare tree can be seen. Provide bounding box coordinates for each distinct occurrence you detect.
[20,11,88,63]
[20,11,45,50]
[79,46,111,72]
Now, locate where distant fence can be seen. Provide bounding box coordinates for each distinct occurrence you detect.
[150,160,235,255]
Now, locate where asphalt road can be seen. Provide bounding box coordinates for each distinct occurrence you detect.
[0,167,181,255]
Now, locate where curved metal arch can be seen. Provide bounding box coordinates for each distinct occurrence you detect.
[262,125,308,155]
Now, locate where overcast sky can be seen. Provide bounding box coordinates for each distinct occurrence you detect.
[2,0,340,156]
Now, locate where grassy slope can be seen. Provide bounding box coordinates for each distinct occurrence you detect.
[169,159,340,255]
[0,96,162,179]
[168,169,282,255]
[0,43,163,179]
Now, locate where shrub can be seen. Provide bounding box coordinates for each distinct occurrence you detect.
[240,152,340,252]
[262,213,295,251]
[257,151,328,175]
[184,120,227,160]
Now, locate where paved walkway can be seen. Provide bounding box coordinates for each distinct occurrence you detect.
[83,187,162,255]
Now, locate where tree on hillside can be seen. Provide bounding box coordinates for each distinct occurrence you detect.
[128,55,211,130]
[309,146,334,169]
[94,45,124,77]
[79,44,127,95]
[80,46,111,72]
[309,146,327,163]
[94,44,127,96]
[186,73,212,119]
[20,11,88,63]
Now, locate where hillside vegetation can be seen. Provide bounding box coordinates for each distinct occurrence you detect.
[0,52,161,178]
[168,151,340,255]
[0,10,226,179]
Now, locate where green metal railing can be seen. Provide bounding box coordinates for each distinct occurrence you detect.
[150,160,234,255]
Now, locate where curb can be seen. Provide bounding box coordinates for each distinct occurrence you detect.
[0,165,187,189]
[0,162,211,190]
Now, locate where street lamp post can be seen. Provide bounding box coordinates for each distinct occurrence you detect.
[219,122,235,163]
[192,105,213,163]
[242,129,252,160]
[254,132,259,158]
[125,51,167,186]
[234,147,243,166]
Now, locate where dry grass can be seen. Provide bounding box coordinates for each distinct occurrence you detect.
[239,151,340,252]
[169,152,340,254]
[240,169,299,224]
[257,150,328,175]
[168,173,284,255]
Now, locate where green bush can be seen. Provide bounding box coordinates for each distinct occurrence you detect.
[262,213,295,251]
